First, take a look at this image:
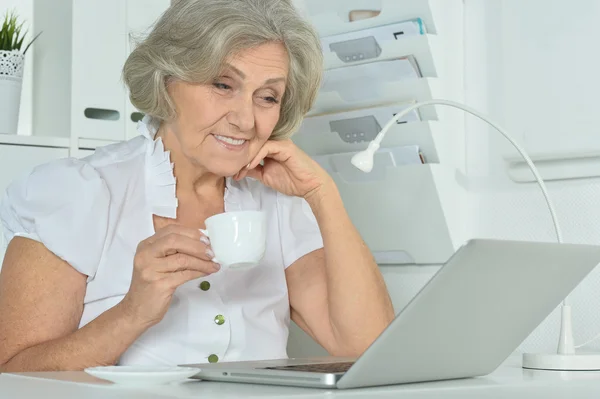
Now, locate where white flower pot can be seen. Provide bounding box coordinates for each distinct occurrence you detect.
[0,50,25,135]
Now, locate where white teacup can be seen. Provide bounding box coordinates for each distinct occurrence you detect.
[200,211,266,269]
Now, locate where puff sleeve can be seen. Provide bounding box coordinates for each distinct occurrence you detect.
[0,158,110,280]
[276,192,324,268]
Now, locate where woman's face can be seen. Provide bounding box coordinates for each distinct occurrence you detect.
[164,42,289,177]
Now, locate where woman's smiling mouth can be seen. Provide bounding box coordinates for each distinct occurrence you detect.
[212,134,248,150]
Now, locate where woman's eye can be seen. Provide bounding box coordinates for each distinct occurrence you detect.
[213,82,231,90]
[263,96,280,104]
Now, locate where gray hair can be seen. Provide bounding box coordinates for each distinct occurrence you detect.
[122,0,323,139]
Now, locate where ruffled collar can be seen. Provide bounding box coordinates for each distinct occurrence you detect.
[137,115,242,219]
[138,115,178,218]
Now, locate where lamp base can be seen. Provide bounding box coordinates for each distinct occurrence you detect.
[523,352,600,371]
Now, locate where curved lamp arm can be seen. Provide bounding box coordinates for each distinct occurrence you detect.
[350,99,576,355]
[350,99,562,244]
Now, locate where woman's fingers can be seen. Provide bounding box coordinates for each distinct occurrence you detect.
[139,215,221,276]
[150,226,220,275]
[235,140,293,181]
[164,252,220,274]
[248,140,292,170]
[148,233,212,259]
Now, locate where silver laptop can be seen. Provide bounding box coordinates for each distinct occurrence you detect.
[183,239,600,389]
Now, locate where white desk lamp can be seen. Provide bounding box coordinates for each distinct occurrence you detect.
[351,99,600,371]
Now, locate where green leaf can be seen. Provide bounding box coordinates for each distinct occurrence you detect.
[16,36,25,50]
[0,9,31,51]
[23,30,42,55]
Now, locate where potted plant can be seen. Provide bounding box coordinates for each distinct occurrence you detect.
[0,10,40,135]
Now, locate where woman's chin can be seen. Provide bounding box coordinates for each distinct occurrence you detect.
[208,166,247,179]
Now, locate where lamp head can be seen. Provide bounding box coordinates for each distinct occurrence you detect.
[351,141,380,173]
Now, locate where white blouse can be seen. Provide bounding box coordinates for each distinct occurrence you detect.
[0,116,324,365]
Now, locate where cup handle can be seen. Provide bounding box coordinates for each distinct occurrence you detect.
[198,229,220,264]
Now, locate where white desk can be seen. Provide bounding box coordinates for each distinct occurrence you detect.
[2,357,600,398]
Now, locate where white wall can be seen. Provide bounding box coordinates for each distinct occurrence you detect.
[464,0,600,353]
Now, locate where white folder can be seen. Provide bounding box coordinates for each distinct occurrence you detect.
[320,19,434,73]
[302,102,421,145]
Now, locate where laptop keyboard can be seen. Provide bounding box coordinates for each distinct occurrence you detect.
[265,362,355,374]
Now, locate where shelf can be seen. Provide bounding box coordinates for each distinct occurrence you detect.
[0,135,125,152]
[0,134,70,149]
[296,119,450,164]
[293,0,443,36]
[505,152,600,183]
[78,138,121,150]
[309,77,447,118]
[320,57,421,101]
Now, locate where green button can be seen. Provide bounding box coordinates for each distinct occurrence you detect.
[199,281,211,291]
[208,354,219,363]
[214,314,225,325]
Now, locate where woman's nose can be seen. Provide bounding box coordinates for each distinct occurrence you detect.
[227,95,255,132]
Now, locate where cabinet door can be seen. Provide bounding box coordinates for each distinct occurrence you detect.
[71,0,171,142]
[71,0,128,141]
[0,145,70,265]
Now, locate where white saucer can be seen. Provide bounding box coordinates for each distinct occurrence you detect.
[84,366,200,385]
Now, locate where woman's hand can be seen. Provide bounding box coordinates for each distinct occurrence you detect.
[120,224,220,328]
[234,140,331,200]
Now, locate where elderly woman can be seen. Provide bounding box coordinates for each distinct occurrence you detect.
[0,0,394,371]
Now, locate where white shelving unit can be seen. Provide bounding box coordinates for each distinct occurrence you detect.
[71,0,129,142]
[71,0,169,145]
[293,0,467,265]
[0,0,169,153]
